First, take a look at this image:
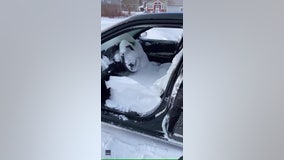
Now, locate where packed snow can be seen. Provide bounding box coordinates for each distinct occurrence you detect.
[105,76,162,115]
[102,123,182,159]
[105,61,171,115]
[128,62,171,88]
[153,49,183,94]
[104,49,182,116]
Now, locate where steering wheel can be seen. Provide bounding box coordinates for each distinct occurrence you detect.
[119,40,140,72]
[122,52,140,72]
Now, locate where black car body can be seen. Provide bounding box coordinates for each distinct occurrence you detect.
[101,13,183,147]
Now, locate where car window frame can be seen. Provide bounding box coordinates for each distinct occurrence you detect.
[101,17,183,120]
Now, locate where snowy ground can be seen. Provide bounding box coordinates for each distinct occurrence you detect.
[101,16,183,159]
[102,123,182,159]
[101,17,126,31]
[101,12,144,31]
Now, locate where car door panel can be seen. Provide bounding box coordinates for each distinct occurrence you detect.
[140,39,178,63]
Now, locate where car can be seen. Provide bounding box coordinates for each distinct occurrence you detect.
[101,13,183,148]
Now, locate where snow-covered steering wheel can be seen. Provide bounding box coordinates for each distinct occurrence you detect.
[119,40,140,72]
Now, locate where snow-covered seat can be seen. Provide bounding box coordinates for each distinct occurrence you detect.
[105,49,183,116]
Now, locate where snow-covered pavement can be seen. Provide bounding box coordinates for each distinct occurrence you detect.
[101,17,127,31]
[102,123,182,159]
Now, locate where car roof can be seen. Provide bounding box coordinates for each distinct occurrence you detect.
[102,13,183,33]
[102,13,183,42]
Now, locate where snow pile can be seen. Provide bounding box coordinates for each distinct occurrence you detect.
[102,123,182,159]
[105,76,162,115]
[105,62,171,115]
[101,17,127,31]
[105,44,171,115]
[128,62,171,88]
[105,50,182,115]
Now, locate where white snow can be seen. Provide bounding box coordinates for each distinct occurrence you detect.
[105,49,182,115]
[105,61,171,115]
[104,44,183,116]
[119,39,149,72]
[104,36,180,115]
[105,37,176,115]
[102,123,182,159]
[153,49,183,94]
[119,39,134,54]
[118,115,128,121]
[106,76,161,114]
[128,62,171,88]
[101,56,112,71]
[101,17,127,31]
